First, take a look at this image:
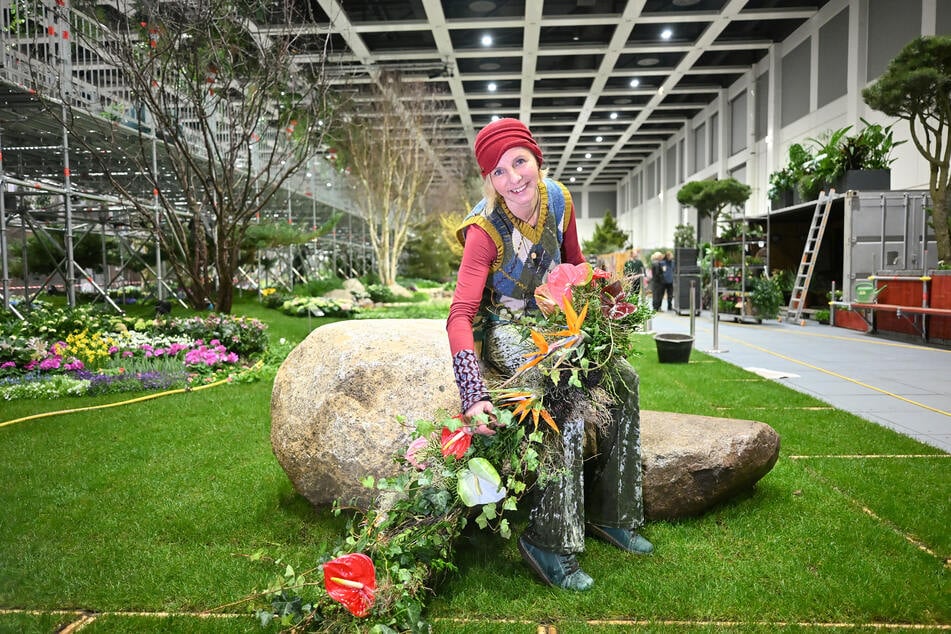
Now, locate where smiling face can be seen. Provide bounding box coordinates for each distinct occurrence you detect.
[488,146,540,215]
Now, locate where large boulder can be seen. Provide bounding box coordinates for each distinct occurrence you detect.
[270,319,781,518]
[270,319,458,508]
[640,410,780,519]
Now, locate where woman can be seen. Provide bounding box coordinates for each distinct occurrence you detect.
[446,118,652,592]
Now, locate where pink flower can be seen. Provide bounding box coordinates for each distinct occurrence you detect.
[405,436,430,470]
[39,356,62,371]
[545,262,594,310]
[0,361,16,369]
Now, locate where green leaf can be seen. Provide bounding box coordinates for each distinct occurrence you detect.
[361,475,375,489]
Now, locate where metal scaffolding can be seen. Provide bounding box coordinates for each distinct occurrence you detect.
[0,0,371,313]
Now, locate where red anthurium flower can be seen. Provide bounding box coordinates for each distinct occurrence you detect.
[592,267,611,279]
[324,553,376,618]
[606,301,637,319]
[441,426,472,459]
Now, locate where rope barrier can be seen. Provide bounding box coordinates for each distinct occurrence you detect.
[0,360,263,429]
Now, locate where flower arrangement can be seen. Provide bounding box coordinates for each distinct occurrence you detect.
[254,263,652,631]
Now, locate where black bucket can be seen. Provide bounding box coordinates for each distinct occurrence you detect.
[654,333,694,363]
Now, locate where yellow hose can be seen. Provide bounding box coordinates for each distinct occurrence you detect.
[0,361,263,429]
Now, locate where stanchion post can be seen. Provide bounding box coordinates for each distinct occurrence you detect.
[689,278,696,338]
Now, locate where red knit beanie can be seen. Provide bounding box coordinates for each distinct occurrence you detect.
[473,118,543,177]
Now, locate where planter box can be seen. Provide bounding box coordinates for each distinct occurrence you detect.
[928,271,951,341]
[832,307,867,332]
[770,189,795,210]
[834,169,890,193]
[654,333,694,363]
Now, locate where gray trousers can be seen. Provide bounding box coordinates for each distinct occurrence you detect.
[484,323,645,555]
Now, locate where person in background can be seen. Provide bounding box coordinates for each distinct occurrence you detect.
[445,118,653,592]
[649,251,665,311]
[623,249,645,295]
[662,250,675,311]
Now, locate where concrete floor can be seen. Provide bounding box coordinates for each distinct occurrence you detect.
[648,310,951,453]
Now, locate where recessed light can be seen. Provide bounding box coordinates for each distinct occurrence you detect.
[610,112,618,119]
[480,61,500,71]
[469,0,497,11]
[487,82,497,92]
[585,152,592,159]
[481,34,493,46]
[596,136,603,142]
[661,28,673,40]
[637,57,659,66]
[629,78,640,88]
[576,166,583,172]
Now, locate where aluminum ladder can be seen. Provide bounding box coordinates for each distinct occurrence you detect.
[786,189,836,323]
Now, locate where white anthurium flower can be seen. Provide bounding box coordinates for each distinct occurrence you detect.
[457,457,506,507]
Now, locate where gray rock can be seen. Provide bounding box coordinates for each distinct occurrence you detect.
[270,319,458,508]
[270,320,781,518]
[640,410,780,520]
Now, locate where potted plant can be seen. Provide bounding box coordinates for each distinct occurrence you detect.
[798,126,852,201]
[834,119,903,192]
[749,273,784,320]
[863,35,951,266]
[767,143,811,208]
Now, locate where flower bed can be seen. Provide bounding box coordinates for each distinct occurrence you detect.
[0,302,267,400]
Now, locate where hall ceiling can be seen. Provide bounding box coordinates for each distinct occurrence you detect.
[296,0,831,188]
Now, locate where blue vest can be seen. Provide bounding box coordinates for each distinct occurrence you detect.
[458,178,573,318]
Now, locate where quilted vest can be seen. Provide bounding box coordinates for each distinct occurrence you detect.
[458,178,573,318]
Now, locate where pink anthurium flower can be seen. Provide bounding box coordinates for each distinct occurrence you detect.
[441,426,472,459]
[545,262,594,309]
[534,283,560,316]
[405,436,430,470]
[323,553,376,618]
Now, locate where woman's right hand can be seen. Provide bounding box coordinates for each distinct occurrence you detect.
[464,400,497,435]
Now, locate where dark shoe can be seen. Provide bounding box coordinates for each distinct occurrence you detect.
[517,535,594,591]
[587,524,654,555]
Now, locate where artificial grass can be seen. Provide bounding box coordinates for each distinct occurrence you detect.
[0,302,947,633]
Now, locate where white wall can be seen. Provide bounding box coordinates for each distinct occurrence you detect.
[577,0,943,249]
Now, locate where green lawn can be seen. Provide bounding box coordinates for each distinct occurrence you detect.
[0,296,947,633]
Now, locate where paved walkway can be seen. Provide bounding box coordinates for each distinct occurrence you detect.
[648,310,951,453]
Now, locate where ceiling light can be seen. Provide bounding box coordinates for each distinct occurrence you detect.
[491,115,500,122]
[570,176,576,183]
[585,152,592,159]
[661,29,672,40]
[481,34,492,46]
[480,61,500,71]
[596,136,603,142]
[610,112,618,119]
[469,0,496,11]
[637,57,659,66]
[629,78,640,88]
[487,82,497,92]
[576,166,583,172]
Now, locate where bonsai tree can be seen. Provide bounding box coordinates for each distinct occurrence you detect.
[582,211,630,254]
[676,178,751,240]
[863,35,951,263]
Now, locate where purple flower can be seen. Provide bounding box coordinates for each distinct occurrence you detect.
[0,361,15,369]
